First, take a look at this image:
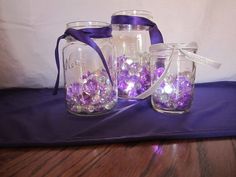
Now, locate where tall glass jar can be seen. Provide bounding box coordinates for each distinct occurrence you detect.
[150,43,198,114]
[112,10,153,99]
[63,21,117,115]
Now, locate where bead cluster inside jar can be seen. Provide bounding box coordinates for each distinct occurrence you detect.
[117,54,151,98]
[152,68,194,113]
[63,21,117,115]
[66,69,116,115]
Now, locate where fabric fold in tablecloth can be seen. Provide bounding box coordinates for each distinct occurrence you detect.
[0,82,236,147]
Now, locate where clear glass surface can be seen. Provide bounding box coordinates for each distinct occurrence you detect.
[112,10,153,99]
[150,43,198,114]
[63,21,117,115]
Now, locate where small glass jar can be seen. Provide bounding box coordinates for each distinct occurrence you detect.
[112,10,153,99]
[150,43,198,114]
[63,21,117,115]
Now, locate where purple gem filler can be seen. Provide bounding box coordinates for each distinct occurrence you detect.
[66,70,116,114]
[117,55,151,98]
[152,67,194,113]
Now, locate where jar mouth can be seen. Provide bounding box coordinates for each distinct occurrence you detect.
[150,42,198,53]
[66,21,110,29]
[112,10,153,19]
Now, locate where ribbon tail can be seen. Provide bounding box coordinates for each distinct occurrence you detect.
[180,49,221,69]
[53,35,65,95]
[149,24,164,45]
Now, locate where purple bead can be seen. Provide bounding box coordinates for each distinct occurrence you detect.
[128,88,138,97]
[117,55,126,63]
[80,92,92,105]
[175,75,191,87]
[118,80,127,91]
[119,70,129,77]
[66,83,82,100]
[83,79,98,95]
[176,93,192,110]
[129,75,139,82]
[140,70,151,85]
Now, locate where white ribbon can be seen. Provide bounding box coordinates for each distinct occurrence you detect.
[135,43,222,100]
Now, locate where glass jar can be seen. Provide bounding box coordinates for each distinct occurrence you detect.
[150,43,198,114]
[63,21,117,115]
[111,10,154,99]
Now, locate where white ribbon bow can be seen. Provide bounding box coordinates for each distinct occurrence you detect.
[135,42,221,99]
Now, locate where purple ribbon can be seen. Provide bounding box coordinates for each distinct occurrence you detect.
[54,27,113,95]
[111,15,163,44]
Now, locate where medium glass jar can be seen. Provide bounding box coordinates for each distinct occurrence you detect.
[63,21,117,115]
[112,10,153,99]
[150,43,198,114]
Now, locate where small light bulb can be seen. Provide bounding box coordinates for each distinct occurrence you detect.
[126,59,133,65]
[125,81,135,92]
[164,85,173,94]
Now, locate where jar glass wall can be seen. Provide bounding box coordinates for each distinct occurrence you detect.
[112,10,153,99]
[150,43,198,114]
[63,21,117,115]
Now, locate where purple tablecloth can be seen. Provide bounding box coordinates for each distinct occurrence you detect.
[0,82,236,147]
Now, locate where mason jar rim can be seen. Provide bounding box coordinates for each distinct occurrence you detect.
[112,10,153,19]
[150,42,198,53]
[66,21,110,29]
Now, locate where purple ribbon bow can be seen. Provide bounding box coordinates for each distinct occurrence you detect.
[54,26,113,95]
[111,15,163,44]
